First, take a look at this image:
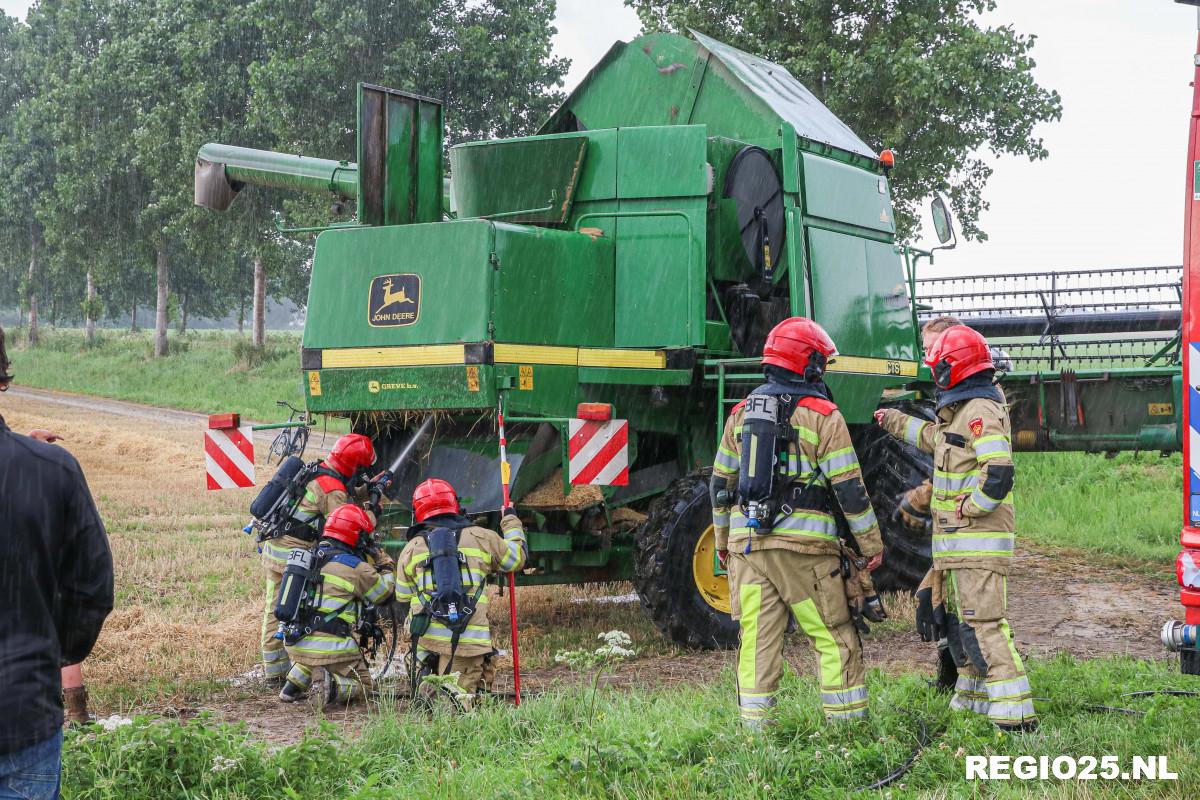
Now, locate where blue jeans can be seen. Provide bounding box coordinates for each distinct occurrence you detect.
[0,732,61,800]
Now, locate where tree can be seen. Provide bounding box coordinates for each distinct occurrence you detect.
[626,0,1061,240]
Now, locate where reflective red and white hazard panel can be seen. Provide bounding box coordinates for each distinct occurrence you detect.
[567,418,629,486]
[205,421,255,490]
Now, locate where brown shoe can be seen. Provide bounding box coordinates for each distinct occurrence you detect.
[64,686,92,725]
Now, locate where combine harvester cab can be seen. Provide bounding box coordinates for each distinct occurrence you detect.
[197,31,932,649]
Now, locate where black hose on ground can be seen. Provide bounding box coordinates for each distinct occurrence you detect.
[853,712,936,793]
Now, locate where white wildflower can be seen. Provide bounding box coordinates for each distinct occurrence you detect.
[210,755,240,773]
[97,715,133,732]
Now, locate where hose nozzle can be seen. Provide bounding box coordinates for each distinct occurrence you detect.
[1161,620,1199,652]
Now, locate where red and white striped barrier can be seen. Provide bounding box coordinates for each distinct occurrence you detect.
[567,418,629,486]
[205,414,255,490]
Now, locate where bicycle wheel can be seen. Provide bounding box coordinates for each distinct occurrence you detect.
[268,429,291,466]
[289,425,310,460]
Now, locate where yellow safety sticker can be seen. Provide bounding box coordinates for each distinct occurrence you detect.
[466,365,480,392]
[1149,403,1174,416]
[501,461,511,484]
[308,371,322,396]
[519,365,534,391]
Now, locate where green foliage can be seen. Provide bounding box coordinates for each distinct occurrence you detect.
[10,328,307,421]
[0,1,566,337]
[1015,451,1183,564]
[63,656,1199,799]
[626,0,1062,241]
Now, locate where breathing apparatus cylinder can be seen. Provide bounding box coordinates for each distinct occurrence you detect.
[251,455,306,520]
[274,546,316,625]
[738,394,783,528]
[426,528,465,623]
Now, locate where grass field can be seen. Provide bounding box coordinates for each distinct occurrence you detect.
[64,655,1197,799]
[6,327,308,423]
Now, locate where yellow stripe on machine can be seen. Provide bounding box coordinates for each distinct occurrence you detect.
[826,355,918,377]
[317,343,668,369]
[321,344,468,368]
[493,344,579,366]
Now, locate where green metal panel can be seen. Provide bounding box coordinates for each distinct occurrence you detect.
[304,221,494,349]
[491,223,614,347]
[451,135,589,223]
[306,364,495,413]
[807,228,915,362]
[616,126,709,198]
[357,84,444,225]
[801,153,895,235]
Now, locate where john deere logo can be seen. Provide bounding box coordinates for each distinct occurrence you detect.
[368,273,420,327]
[368,380,381,394]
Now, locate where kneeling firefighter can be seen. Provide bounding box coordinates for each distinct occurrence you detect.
[874,325,1036,732]
[278,503,396,704]
[396,478,527,707]
[258,433,379,685]
[711,317,885,727]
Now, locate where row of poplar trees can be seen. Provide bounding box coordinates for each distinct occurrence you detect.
[0,0,567,355]
[1,0,1061,357]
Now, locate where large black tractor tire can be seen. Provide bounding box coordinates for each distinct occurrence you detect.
[634,469,740,650]
[853,402,936,592]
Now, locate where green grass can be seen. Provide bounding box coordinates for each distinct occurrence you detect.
[1016,451,1182,564]
[7,327,308,422]
[64,655,1197,799]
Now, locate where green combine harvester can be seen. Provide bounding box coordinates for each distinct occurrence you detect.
[197,30,1182,649]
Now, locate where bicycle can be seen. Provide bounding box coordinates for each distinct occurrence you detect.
[267,400,311,465]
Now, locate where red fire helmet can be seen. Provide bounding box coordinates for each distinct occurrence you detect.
[761,317,838,377]
[924,325,993,388]
[412,478,459,523]
[326,433,376,476]
[323,504,374,547]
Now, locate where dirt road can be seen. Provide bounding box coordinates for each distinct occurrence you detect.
[0,387,1182,744]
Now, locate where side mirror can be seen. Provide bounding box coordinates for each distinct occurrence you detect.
[931,195,955,245]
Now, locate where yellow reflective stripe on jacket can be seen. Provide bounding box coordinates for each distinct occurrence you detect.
[933,468,978,494]
[903,416,929,449]
[973,435,1012,462]
[422,622,492,645]
[968,487,1002,513]
[322,573,355,594]
[931,492,1013,512]
[363,572,395,605]
[818,446,859,478]
[499,532,526,571]
[731,510,838,540]
[715,444,739,472]
[287,632,358,657]
[844,505,878,535]
[932,531,1015,558]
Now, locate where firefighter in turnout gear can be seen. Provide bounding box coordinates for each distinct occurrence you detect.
[259,433,378,685]
[279,504,395,704]
[711,317,884,727]
[875,325,1037,732]
[396,478,527,706]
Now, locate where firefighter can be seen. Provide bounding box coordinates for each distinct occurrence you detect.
[711,317,884,727]
[259,433,378,685]
[279,504,395,704]
[875,325,1037,732]
[396,478,527,707]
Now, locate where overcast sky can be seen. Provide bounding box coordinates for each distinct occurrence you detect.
[3,0,1196,278]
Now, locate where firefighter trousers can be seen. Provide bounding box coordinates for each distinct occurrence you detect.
[284,657,374,704]
[945,568,1036,727]
[417,648,488,710]
[728,550,868,725]
[260,565,291,682]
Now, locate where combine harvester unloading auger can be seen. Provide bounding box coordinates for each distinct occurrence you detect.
[197,29,1184,651]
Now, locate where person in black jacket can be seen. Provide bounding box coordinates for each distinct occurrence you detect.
[0,327,114,798]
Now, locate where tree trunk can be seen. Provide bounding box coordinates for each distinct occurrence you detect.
[252,256,266,348]
[85,271,97,344]
[237,295,245,334]
[130,299,137,332]
[154,247,169,357]
[26,224,39,346]
[177,290,188,334]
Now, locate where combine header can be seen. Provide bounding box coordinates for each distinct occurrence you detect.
[198,29,1186,650]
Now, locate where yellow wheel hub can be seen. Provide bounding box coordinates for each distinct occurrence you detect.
[692,524,731,614]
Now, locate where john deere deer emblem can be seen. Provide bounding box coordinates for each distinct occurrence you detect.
[368,274,420,327]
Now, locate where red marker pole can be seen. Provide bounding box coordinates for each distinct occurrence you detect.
[498,393,521,705]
